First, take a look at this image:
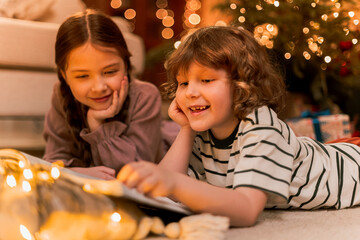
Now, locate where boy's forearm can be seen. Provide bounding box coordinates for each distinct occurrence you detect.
[171,173,267,227]
[159,127,196,173]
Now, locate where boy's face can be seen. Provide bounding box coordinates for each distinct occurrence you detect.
[175,62,239,139]
[63,42,127,111]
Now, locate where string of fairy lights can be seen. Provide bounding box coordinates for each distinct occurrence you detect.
[109,0,359,68]
[109,0,202,40]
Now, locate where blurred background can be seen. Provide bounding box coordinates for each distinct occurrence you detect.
[83,0,360,131]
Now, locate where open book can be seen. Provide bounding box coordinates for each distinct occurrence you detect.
[3,149,192,216]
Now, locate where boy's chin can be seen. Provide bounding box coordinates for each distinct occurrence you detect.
[189,123,209,133]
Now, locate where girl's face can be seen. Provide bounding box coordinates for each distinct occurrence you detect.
[175,62,239,139]
[63,42,127,111]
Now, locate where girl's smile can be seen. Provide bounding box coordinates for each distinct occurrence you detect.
[176,62,239,140]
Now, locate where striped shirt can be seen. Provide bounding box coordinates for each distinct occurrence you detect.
[188,106,360,209]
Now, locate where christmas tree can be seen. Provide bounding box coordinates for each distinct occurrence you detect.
[214,0,360,112]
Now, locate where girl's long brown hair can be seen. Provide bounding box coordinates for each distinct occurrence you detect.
[163,26,286,120]
[55,9,132,165]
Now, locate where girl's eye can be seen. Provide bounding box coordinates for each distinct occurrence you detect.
[75,74,89,79]
[104,69,118,75]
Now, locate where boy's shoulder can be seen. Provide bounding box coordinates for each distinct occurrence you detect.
[243,106,280,126]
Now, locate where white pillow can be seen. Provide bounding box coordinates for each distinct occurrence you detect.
[0,0,55,20]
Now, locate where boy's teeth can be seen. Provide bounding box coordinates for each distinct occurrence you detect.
[191,106,206,111]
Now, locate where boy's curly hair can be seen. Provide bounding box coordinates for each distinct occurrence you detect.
[162,26,287,120]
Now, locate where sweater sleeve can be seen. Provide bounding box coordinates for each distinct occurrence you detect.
[80,79,164,172]
[43,83,87,167]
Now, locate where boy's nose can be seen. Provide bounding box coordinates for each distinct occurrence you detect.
[185,82,200,98]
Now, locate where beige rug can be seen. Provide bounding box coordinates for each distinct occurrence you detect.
[226,207,360,240]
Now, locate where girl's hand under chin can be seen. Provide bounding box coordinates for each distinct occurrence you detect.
[168,98,190,128]
[87,78,129,131]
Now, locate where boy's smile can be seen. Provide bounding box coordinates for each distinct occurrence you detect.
[175,62,239,140]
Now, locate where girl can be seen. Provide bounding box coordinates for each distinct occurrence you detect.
[117,26,360,227]
[43,9,164,180]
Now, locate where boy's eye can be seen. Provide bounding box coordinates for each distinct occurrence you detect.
[178,81,188,86]
[202,79,214,83]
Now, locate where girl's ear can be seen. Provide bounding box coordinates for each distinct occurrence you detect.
[60,70,67,81]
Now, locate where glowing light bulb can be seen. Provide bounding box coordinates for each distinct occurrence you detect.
[238,16,245,23]
[22,181,31,192]
[51,167,60,179]
[174,41,181,49]
[284,52,291,59]
[6,175,16,187]
[349,11,355,18]
[20,225,33,240]
[23,169,33,180]
[324,56,331,63]
[111,212,122,223]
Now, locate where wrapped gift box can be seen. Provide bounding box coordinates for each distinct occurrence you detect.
[286,114,351,142]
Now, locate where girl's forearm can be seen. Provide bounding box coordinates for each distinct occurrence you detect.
[170,173,267,227]
[159,127,196,173]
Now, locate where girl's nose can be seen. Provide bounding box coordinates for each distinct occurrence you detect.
[91,76,107,92]
[185,81,200,98]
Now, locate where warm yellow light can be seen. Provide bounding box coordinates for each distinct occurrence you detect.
[303,27,310,34]
[20,225,33,240]
[188,14,201,25]
[240,8,246,14]
[321,63,327,70]
[349,11,355,18]
[284,52,291,59]
[321,14,328,21]
[352,39,358,44]
[303,51,311,60]
[110,0,122,9]
[230,3,237,9]
[274,1,279,7]
[111,212,122,223]
[6,175,16,187]
[156,0,168,9]
[187,0,201,11]
[156,9,168,19]
[238,16,245,23]
[83,183,92,192]
[324,56,331,63]
[311,3,316,7]
[23,169,33,180]
[354,19,359,25]
[162,16,174,27]
[162,28,174,39]
[51,167,60,179]
[333,12,339,18]
[19,161,25,168]
[22,181,31,192]
[174,41,181,49]
[124,9,136,20]
[214,20,227,26]
[335,2,341,8]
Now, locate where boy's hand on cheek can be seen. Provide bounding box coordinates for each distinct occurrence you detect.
[87,78,129,131]
[117,161,176,198]
[168,98,190,128]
